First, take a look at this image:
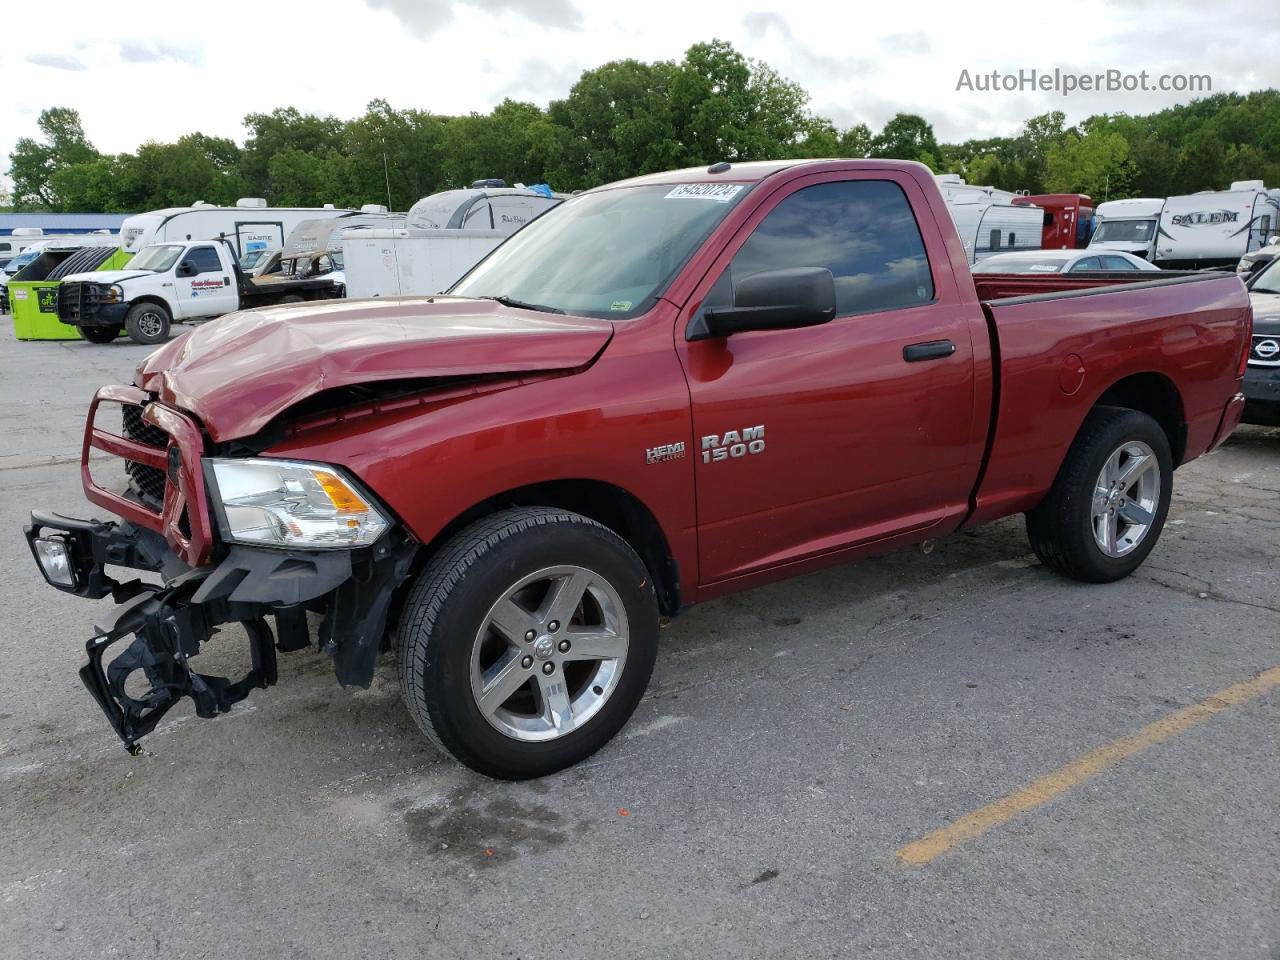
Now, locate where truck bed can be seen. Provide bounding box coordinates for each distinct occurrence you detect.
[972,269,1215,303]
[967,270,1250,527]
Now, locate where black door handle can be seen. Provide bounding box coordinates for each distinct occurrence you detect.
[903,339,956,362]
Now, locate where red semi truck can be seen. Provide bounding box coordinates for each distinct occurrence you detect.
[26,160,1250,779]
[1013,193,1096,249]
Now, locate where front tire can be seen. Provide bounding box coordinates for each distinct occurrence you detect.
[124,303,171,345]
[1027,406,1173,583]
[397,507,660,779]
[79,325,121,344]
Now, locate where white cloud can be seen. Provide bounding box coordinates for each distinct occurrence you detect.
[2,0,1277,194]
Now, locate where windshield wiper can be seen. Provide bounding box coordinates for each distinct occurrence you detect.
[479,295,565,315]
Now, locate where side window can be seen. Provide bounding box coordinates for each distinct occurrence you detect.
[1101,255,1134,270]
[186,246,223,274]
[1069,256,1101,272]
[709,180,934,317]
[463,201,494,230]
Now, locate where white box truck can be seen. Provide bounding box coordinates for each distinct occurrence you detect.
[342,187,562,299]
[935,174,1044,264]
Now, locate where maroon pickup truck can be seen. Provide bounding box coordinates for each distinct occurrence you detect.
[25,160,1251,779]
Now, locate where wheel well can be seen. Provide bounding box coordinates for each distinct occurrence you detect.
[127,296,172,318]
[408,480,682,618]
[1094,372,1187,464]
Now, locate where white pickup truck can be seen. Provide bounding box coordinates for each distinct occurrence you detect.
[55,238,344,344]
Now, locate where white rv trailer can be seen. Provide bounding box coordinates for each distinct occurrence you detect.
[342,187,562,299]
[116,199,376,256]
[0,228,52,268]
[1088,198,1165,260]
[934,174,1043,264]
[1154,181,1280,269]
[1,232,119,283]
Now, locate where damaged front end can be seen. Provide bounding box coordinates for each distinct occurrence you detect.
[24,385,417,754]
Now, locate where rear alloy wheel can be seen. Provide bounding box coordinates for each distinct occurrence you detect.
[1027,406,1173,583]
[398,507,659,779]
[79,325,121,344]
[124,303,171,345]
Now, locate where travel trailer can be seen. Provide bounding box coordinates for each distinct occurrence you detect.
[116,199,377,256]
[1154,181,1280,269]
[935,174,1043,264]
[0,228,55,268]
[1088,198,1165,260]
[1012,194,1095,249]
[342,186,562,299]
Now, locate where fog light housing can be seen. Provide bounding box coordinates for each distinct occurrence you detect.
[33,536,76,587]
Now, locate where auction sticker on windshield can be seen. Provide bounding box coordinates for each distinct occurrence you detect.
[665,184,744,202]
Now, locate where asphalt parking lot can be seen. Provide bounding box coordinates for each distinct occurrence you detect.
[2,328,1278,960]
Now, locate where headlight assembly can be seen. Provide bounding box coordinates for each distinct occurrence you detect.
[207,458,389,549]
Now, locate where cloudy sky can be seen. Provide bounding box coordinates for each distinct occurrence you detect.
[2,0,1277,185]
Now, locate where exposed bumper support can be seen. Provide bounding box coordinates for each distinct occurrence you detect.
[26,511,417,754]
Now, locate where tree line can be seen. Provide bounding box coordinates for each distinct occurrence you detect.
[7,40,1280,213]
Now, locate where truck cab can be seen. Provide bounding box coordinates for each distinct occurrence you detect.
[1088,198,1165,261]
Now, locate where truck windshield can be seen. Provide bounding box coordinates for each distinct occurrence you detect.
[129,244,186,272]
[1251,257,1280,295]
[1094,219,1155,243]
[450,183,753,318]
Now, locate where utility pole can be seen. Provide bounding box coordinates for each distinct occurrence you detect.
[381,151,391,211]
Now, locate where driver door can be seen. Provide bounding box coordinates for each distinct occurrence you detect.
[173,245,238,318]
[675,171,987,585]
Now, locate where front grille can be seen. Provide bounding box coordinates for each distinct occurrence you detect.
[58,283,85,321]
[1249,334,1280,367]
[122,405,170,509]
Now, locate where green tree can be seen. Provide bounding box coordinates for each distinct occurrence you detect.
[1045,128,1135,200]
[242,107,345,200]
[868,113,939,163]
[7,107,100,208]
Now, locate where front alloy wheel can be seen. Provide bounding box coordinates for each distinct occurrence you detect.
[471,565,629,742]
[398,507,659,779]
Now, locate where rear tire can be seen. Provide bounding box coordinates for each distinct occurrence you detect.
[397,507,660,780]
[1027,406,1173,583]
[79,325,121,344]
[124,303,171,345]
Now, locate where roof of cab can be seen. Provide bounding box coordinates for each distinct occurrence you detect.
[596,158,931,191]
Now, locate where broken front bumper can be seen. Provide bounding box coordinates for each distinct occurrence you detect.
[25,510,415,754]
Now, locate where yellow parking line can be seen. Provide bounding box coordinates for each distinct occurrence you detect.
[897,664,1280,867]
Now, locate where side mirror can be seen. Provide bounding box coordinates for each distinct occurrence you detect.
[1268,235,1280,246]
[176,261,197,277]
[688,267,836,341]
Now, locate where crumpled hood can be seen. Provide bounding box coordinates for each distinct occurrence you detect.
[135,297,614,441]
[1250,291,1280,334]
[63,269,152,285]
